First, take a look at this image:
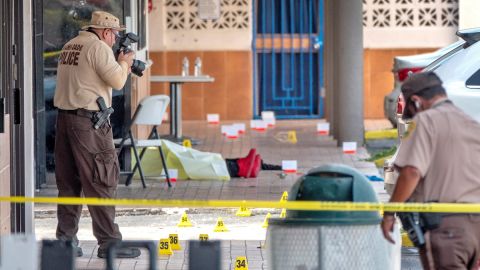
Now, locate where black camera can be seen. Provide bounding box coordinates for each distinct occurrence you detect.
[114,32,146,77]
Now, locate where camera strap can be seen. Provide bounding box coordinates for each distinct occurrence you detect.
[85,28,101,40]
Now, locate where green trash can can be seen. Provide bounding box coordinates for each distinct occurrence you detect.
[266,164,400,270]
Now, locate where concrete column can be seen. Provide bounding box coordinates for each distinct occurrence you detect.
[323,0,336,134]
[330,0,364,145]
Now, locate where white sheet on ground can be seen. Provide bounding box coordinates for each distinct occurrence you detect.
[161,140,230,181]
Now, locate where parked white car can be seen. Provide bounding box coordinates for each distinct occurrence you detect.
[384,28,480,194]
[383,41,463,127]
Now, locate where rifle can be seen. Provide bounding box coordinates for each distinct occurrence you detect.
[93,97,114,129]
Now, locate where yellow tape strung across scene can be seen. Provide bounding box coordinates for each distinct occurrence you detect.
[2,196,480,213]
[43,51,61,59]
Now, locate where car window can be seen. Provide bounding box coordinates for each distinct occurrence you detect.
[466,69,480,89]
[423,41,465,72]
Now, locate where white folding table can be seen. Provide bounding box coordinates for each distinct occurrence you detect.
[150,75,215,143]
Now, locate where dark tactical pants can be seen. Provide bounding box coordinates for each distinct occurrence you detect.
[420,215,480,270]
[55,110,121,249]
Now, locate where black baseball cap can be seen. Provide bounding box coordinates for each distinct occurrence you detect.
[401,71,443,119]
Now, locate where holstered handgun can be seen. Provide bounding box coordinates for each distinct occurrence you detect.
[398,212,426,248]
[92,97,114,129]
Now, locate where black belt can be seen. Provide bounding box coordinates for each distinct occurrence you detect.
[58,108,97,119]
[441,213,480,217]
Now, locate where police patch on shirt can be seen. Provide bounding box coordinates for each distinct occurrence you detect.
[59,43,83,66]
[403,121,416,139]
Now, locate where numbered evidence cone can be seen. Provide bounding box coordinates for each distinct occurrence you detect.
[158,238,173,256]
[262,213,272,228]
[401,231,414,247]
[280,191,288,202]
[182,139,192,148]
[287,130,298,144]
[177,212,193,227]
[235,205,252,217]
[279,192,288,219]
[199,233,209,241]
[234,256,249,270]
[213,217,228,232]
[169,234,182,250]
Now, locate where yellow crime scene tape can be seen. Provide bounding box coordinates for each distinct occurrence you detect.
[43,51,61,59]
[2,196,480,213]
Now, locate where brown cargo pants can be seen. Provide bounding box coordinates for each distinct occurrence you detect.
[55,110,122,248]
[420,214,480,270]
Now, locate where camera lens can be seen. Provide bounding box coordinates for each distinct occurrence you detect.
[131,60,146,77]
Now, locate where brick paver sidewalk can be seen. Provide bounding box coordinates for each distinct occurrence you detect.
[36,120,397,270]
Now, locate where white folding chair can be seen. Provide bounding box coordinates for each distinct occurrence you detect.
[114,95,171,188]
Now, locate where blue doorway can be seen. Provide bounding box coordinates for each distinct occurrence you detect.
[253,0,324,119]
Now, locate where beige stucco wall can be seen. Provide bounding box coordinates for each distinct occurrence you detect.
[459,0,480,29]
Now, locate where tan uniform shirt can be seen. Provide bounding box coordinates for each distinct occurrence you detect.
[395,98,480,203]
[54,31,129,110]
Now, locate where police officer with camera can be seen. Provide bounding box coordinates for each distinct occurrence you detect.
[53,11,140,258]
[381,72,480,269]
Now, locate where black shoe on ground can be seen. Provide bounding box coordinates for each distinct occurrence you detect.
[74,246,83,257]
[97,247,141,259]
[261,161,282,170]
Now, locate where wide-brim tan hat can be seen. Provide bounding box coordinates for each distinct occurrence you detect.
[81,11,126,31]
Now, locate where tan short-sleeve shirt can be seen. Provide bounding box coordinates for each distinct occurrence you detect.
[395,99,480,203]
[54,31,129,110]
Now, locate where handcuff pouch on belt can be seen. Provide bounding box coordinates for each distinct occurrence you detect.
[92,97,114,129]
[419,212,443,231]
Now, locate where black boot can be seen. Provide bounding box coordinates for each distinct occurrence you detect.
[261,160,282,170]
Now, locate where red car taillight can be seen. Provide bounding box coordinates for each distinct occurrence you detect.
[398,67,423,82]
[396,95,405,114]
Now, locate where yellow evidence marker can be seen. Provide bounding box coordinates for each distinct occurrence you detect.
[158,238,173,255]
[287,130,298,144]
[234,256,249,270]
[177,212,193,227]
[280,191,288,202]
[169,234,181,250]
[235,205,252,217]
[262,213,272,228]
[280,208,286,218]
[213,217,229,232]
[182,139,192,148]
[199,234,209,241]
[401,232,414,247]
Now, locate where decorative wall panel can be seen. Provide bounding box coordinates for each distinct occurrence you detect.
[149,0,252,51]
[363,0,459,48]
[165,0,249,31]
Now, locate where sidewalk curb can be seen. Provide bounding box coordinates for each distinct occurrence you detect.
[365,129,398,140]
